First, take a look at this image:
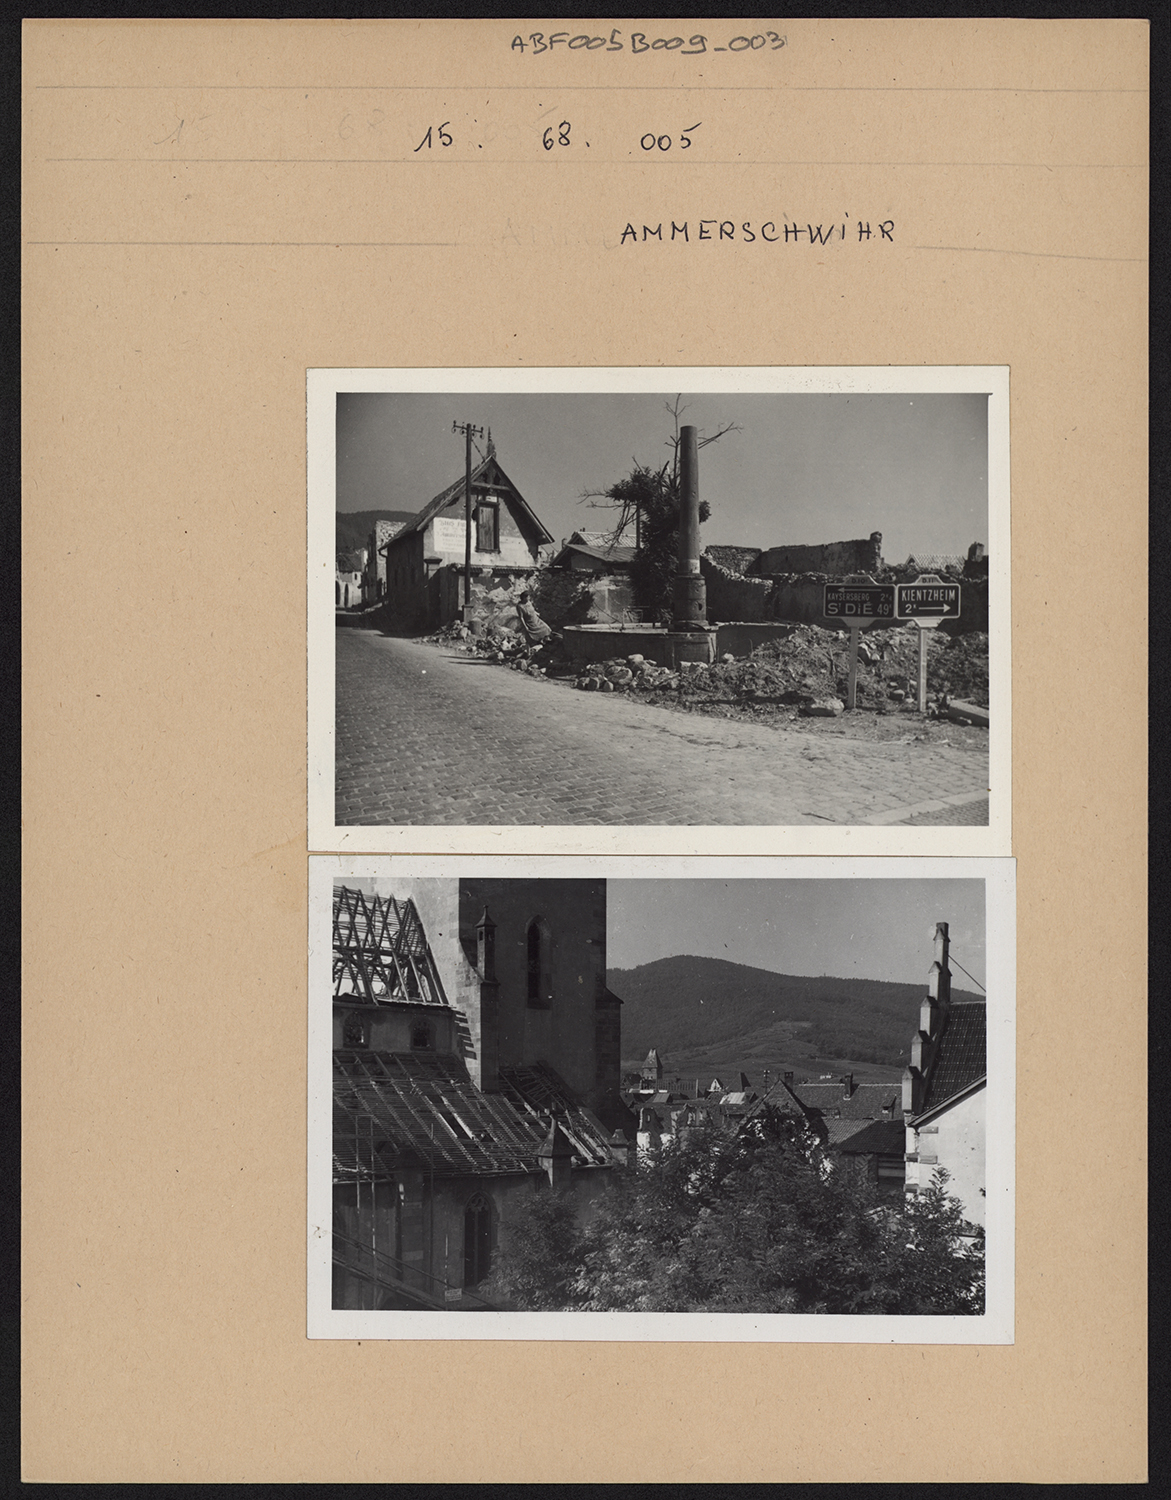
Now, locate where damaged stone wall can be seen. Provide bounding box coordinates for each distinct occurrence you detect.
[530,569,635,626]
[757,532,883,576]
[701,552,988,634]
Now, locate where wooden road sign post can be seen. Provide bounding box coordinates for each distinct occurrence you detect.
[823,580,895,709]
[895,574,962,712]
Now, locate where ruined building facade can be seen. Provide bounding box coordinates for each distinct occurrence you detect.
[331,879,629,1311]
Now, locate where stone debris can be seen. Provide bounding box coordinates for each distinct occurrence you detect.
[417,618,989,724]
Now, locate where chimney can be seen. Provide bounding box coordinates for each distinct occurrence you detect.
[902,1065,920,1117]
[840,1073,854,1099]
[783,1070,794,1085]
[537,1117,573,1190]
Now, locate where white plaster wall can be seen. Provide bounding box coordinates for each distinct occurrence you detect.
[911,1087,986,1228]
[431,515,535,567]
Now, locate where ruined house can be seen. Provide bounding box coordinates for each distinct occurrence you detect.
[331,879,632,1311]
[378,447,553,632]
[336,550,365,609]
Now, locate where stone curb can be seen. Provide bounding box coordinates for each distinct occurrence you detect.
[863,790,990,825]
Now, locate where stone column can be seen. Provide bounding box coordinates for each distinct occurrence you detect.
[672,424,706,630]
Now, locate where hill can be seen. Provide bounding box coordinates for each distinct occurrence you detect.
[608,954,982,1085]
[336,509,417,554]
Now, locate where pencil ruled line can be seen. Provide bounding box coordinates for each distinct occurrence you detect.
[912,245,1146,263]
[33,83,1146,94]
[25,240,458,247]
[44,157,1146,170]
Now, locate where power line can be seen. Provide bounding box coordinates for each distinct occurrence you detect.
[950,954,986,993]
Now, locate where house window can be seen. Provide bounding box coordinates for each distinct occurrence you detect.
[526,917,551,1007]
[475,502,499,553]
[411,1022,434,1050]
[463,1192,493,1287]
[342,1012,366,1048]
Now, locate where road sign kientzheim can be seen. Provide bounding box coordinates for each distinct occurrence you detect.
[895,573,961,620]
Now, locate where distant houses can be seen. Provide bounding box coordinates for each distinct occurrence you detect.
[620,921,986,1227]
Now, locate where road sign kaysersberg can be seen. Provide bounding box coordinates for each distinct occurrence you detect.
[823,583,895,620]
[895,573,961,620]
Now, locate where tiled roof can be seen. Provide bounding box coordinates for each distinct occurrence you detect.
[836,1118,906,1156]
[557,542,638,568]
[823,1117,878,1146]
[789,1081,901,1122]
[333,1050,614,1181]
[904,554,966,573]
[920,1002,986,1113]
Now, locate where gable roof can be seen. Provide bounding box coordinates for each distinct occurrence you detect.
[333,885,449,1008]
[385,455,552,548]
[918,1002,986,1115]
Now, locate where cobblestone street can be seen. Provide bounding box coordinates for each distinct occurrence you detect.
[335,630,989,827]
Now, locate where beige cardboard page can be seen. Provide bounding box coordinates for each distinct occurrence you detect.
[23,18,1146,1483]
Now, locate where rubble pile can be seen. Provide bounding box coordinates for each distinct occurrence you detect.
[568,623,988,720]
[420,620,562,677]
[418,618,989,724]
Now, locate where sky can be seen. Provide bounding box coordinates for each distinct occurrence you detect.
[335,876,986,991]
[607,879,986,989]
[336,390,988,563]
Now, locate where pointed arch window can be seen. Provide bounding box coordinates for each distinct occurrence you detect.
[526,917,551,1008]
[463,1192,493,1287]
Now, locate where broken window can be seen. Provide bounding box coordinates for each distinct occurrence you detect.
[342,1012,367,1048]
[410,1022,434,1050]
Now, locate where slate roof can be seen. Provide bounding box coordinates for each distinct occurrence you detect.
[333,1050,615,1181]
[919,1002,986,1114]
[386,456,552,547]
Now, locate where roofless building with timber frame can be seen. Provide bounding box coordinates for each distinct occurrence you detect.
[330,880,631,1311]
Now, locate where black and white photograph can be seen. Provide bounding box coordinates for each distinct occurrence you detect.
[308,368,1010,854]
[308,856,1014,1342]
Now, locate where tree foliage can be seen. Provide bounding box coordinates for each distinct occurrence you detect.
[581,397,739,616]
[483,1119,984,1316]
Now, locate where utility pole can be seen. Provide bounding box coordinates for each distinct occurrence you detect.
[452,420,484,620]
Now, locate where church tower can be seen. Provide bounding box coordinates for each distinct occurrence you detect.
[457,879,625,1129]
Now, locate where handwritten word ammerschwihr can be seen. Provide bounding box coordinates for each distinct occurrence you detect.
[619,220,895,245]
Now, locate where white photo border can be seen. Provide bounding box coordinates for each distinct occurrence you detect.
[308,366,1011,856]
[308,853,1015,1344]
